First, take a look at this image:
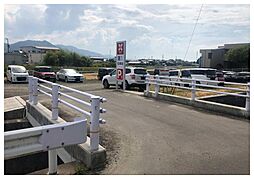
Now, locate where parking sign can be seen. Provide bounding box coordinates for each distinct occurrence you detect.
[117,69,123,80]
[116,41,126,89]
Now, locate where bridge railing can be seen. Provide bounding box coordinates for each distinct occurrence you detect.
[145,75,250,111]
[27,76,107,174]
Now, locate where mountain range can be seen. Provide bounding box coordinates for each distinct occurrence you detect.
[5,40,114,59]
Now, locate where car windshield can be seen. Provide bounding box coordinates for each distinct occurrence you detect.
[110,70,116,75]
[190,69,215,75]
[216,73,223,77]
[169,71,178,76]
[190,70,205,75]
[37,68,51,72]
[207,70,216,75]
[134,69,147,75]
[238,72,250,76]
[65,69,77,74]
[182,70,191,77]
[12,67,26,73]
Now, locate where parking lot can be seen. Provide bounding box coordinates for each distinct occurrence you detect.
[4,79,250,174]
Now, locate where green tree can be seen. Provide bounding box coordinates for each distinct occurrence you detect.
[43,50,97,67]
[70,52,81,66]
[43,51,58,66]
[55,50,68,66]
[80,56,93,67]
[225,45,250,68]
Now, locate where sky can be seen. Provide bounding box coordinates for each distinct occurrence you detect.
[4,4,250,61]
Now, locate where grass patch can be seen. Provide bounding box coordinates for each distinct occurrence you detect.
[149,84,246,98]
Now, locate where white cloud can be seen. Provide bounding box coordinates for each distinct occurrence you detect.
[4,4,250,60]
[4,4,20,25]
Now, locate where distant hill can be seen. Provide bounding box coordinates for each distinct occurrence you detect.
[5,39,114,59]
[55,44,103,57]
[9,40,56,51]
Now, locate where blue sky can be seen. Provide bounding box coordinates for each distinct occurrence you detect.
[4,4,250,61]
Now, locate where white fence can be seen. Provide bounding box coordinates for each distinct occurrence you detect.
[26,76,106,174]
[145,75,250,111]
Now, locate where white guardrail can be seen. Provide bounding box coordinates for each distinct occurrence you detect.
[145,75,250,112]
[5,76,107,174]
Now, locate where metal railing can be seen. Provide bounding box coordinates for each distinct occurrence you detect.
[5,120,87,160]
[28,76,107,174]
[145,75,250,111]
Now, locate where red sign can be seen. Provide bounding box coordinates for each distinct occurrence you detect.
[116,42,125,55]
[117,69,123,80]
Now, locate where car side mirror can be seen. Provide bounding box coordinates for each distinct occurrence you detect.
[110,73,112,76]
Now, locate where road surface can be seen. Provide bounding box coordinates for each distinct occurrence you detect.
[4,81,250,174]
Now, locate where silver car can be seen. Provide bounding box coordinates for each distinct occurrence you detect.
[56,69,84,83]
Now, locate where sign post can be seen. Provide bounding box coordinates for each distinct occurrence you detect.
[116,41,126,90]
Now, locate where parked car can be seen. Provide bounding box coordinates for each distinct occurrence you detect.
[224,71,249,83]
[154,68,170,76]
[102,67,147,90]
[168,69,192,87]
[56,69,84,83]
[33,66,56,82]
[187,68,219,85]
[235,72,250,83]
[6,65,29,83]
[97,68,115,80]
[215,71,225,86]
[223,71,236,82]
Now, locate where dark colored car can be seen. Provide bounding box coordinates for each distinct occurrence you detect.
[97,68,114,80]
[225,71,249,83]
[235,72,250,83]
[33,66,56,82]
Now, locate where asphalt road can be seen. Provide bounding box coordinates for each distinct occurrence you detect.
[4,80,250,174]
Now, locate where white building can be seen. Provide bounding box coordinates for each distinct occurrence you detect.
[20,46,60,64]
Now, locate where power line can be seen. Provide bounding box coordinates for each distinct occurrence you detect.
[183,4,203,61]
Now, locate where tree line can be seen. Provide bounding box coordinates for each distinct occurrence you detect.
[43,50,93,67]
[225,44,250,69]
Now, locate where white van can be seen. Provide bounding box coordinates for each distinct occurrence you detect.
[6,65,29,83]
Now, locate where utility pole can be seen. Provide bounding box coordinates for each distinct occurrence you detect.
[5,38,10,53]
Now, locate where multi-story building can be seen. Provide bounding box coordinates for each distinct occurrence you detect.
[20,46,60,64]
[199,43,249,69]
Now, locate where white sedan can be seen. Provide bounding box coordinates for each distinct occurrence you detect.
[56,69,84,83]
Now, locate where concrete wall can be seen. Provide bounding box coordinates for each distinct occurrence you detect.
[28,53,45,64]
[4,53,28,65]
[145,91,249,119]
[200,48,225,69]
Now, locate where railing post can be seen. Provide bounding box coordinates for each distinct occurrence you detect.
[32,77,38,105]
[245,82,250,112]
[145,75,150,95]
[48,149,57,175]
[90,96,101,151]
[51,84,59,120]
[28,76,33,103]
[155,75,160,97]
[191,79,196,101]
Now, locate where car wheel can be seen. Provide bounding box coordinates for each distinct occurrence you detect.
[65,77,68,83]
[10,77,13,84]
[103,80,110,89]
[125,80,130,90]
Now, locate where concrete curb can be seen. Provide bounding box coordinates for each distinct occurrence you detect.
[144,91,249,119]
[4,96,26,120]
